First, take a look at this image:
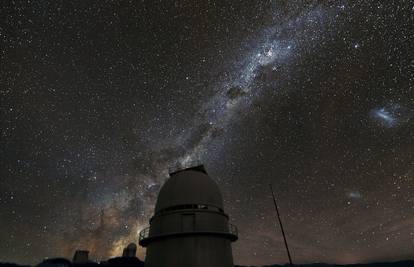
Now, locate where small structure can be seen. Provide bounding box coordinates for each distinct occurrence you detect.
[139,165,238,267]
[72,250,89,264]
[122,243,137,257]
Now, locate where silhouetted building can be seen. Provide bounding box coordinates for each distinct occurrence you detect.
[122,243,137,258]
[36,258,71,267]
[72,250,89,264]
[107,257,144,267]
[139,165,238,267]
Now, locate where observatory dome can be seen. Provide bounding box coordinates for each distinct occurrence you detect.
[127,243,137,250]
[154,167,223,213]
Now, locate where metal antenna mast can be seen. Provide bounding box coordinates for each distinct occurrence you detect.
[269,184,294,267]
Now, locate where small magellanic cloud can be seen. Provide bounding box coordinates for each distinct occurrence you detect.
[347,191,362,199]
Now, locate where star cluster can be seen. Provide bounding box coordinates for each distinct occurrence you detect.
[1,1,413,266]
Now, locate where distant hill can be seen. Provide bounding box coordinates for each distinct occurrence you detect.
[236,261,414,267]
[0,256,145,267]
[0,263,31,267]
[1,260,412,267]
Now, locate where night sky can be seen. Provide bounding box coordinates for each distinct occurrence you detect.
[1,1,413,266]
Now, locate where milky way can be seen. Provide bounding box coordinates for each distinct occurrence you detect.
[174,4,341,168]
[1,1,413,266]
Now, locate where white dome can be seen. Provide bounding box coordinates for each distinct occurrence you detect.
[154,167,223,213]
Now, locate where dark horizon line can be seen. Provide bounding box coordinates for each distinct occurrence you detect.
[2,258,414,267]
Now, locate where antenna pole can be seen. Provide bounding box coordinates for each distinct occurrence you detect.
[269,184,294,267]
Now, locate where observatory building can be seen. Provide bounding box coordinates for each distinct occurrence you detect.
[139,165,238,267]
[122,243,137,257]
[72,250,89,264]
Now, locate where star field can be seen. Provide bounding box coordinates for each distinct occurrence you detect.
[1,1,413,266]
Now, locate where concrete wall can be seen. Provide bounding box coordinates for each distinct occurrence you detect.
[145,235,234,267]
[149,209,230,237]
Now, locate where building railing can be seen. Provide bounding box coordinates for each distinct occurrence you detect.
[139,227,150,241]
[139,223,238,243]
[229,223,238,236]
